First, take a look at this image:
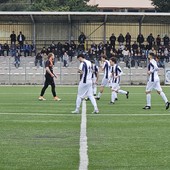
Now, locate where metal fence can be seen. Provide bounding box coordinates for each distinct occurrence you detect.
[0,55,167,85]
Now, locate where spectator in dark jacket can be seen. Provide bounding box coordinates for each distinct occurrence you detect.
[147,33,155,50]
[78,32,86,44]
[118,33,125,45]
[17,31,25,49]
[137,33,144,47]
[10,31,16,44]
[163,35,169,47]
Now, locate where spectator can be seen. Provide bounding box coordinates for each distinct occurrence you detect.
[70,41,76,55]
[122,47,130,67]
[147,33,155,50]
[17,31,25,50]
[68,47,74,62]
[14,49,21,68]
[63,51,69,67]
[163,34,169,47]
[137,33,144,47]
[132,41,138,54]
[104,41,111,58]
[156,35,161,47]
[10,31,16,44]
[125,32,131,45]
[164,47,169,63]
[3,43,9,56]
[50,41,56,53]
[78,32,86,44]
[23,42,31,57]
[118,33,125,45]
[35,52,43,67]
[0,43,3,56]
[30,41,36,56]
[10,42,17,57]
[109,33,116,49]
[98,41,104,55]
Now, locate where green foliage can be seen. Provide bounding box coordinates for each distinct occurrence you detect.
[0,0,98,11]
[151,0,170,12]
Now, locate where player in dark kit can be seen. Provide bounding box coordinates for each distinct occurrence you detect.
[39,53,61,101]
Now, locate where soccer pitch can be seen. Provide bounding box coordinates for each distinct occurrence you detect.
[0,86,170,170]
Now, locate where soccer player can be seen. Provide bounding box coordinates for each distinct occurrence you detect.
[109,57,129,104]
[72,54,99,114]
[39,53,61,101]
[96,54,110,100]
[143,53,169,110]
[91,60,99,96]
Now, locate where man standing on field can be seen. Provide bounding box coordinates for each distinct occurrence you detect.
[143,53,169,110]
[72,54,99,114]
[96,54,110,100]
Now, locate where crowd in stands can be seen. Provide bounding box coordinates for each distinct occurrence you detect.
[1,31,170,68]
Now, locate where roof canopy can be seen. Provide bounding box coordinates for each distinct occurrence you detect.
[0,12,169,24]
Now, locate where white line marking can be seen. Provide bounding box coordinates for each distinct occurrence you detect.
[79,100,88,170]
[0,112,170,117]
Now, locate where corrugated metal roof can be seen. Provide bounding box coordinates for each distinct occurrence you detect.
[0,12,169,24]
[88,0,154,9]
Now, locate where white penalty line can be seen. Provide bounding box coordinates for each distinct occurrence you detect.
[79,100,88,170]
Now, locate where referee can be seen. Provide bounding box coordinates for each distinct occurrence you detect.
[39,53,61,101]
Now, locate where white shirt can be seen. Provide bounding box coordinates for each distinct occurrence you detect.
[148,59,159,82]
[79,59,92,83]
[102,60,110,79]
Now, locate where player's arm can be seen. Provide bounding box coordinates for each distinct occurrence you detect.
[114,67,123,78]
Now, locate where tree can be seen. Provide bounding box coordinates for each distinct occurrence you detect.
[151,0,170,12]
[0,0,98,11]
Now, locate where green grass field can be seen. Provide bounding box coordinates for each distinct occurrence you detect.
[0,85,170,170]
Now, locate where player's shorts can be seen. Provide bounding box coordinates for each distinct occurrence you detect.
[146,81,162,92]
[111,83,120,91]
[78,81,93,99]
[101,77,109,87]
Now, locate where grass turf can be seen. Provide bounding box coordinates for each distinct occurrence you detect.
[0,86,170,170]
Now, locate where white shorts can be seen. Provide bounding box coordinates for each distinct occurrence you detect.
[111,83,120,91]
[101,78,109,87]
[146,81,162,92]
[78,81,93,99]
[92,77,97,84]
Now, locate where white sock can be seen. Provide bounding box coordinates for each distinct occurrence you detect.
[97,92,102,98]
[76,95,82,111]
[111,91,116,102]
[118,89,127,94]
[115,92,118,99]
[146,93,151,106]
[160,92,168,103]
[93,84,97,95]
[89,95,98,110]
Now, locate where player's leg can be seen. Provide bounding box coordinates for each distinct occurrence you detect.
[96,78,108,100]
[118,89,129,99]
[72,83,85,113]
[88,84,99,113]
[39,80,49,100]
[51,80,61,101]
[156,82,169,110]
[143,82,153,109]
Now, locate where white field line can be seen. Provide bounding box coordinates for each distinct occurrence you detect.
[79,100,88,170]
[0,112,170,116]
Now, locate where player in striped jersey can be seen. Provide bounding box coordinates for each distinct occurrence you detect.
[91,60,99,96]
[143,53,169,110]
[71,54,99,114]
[109,57,129,104]
[96,54,110,100]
